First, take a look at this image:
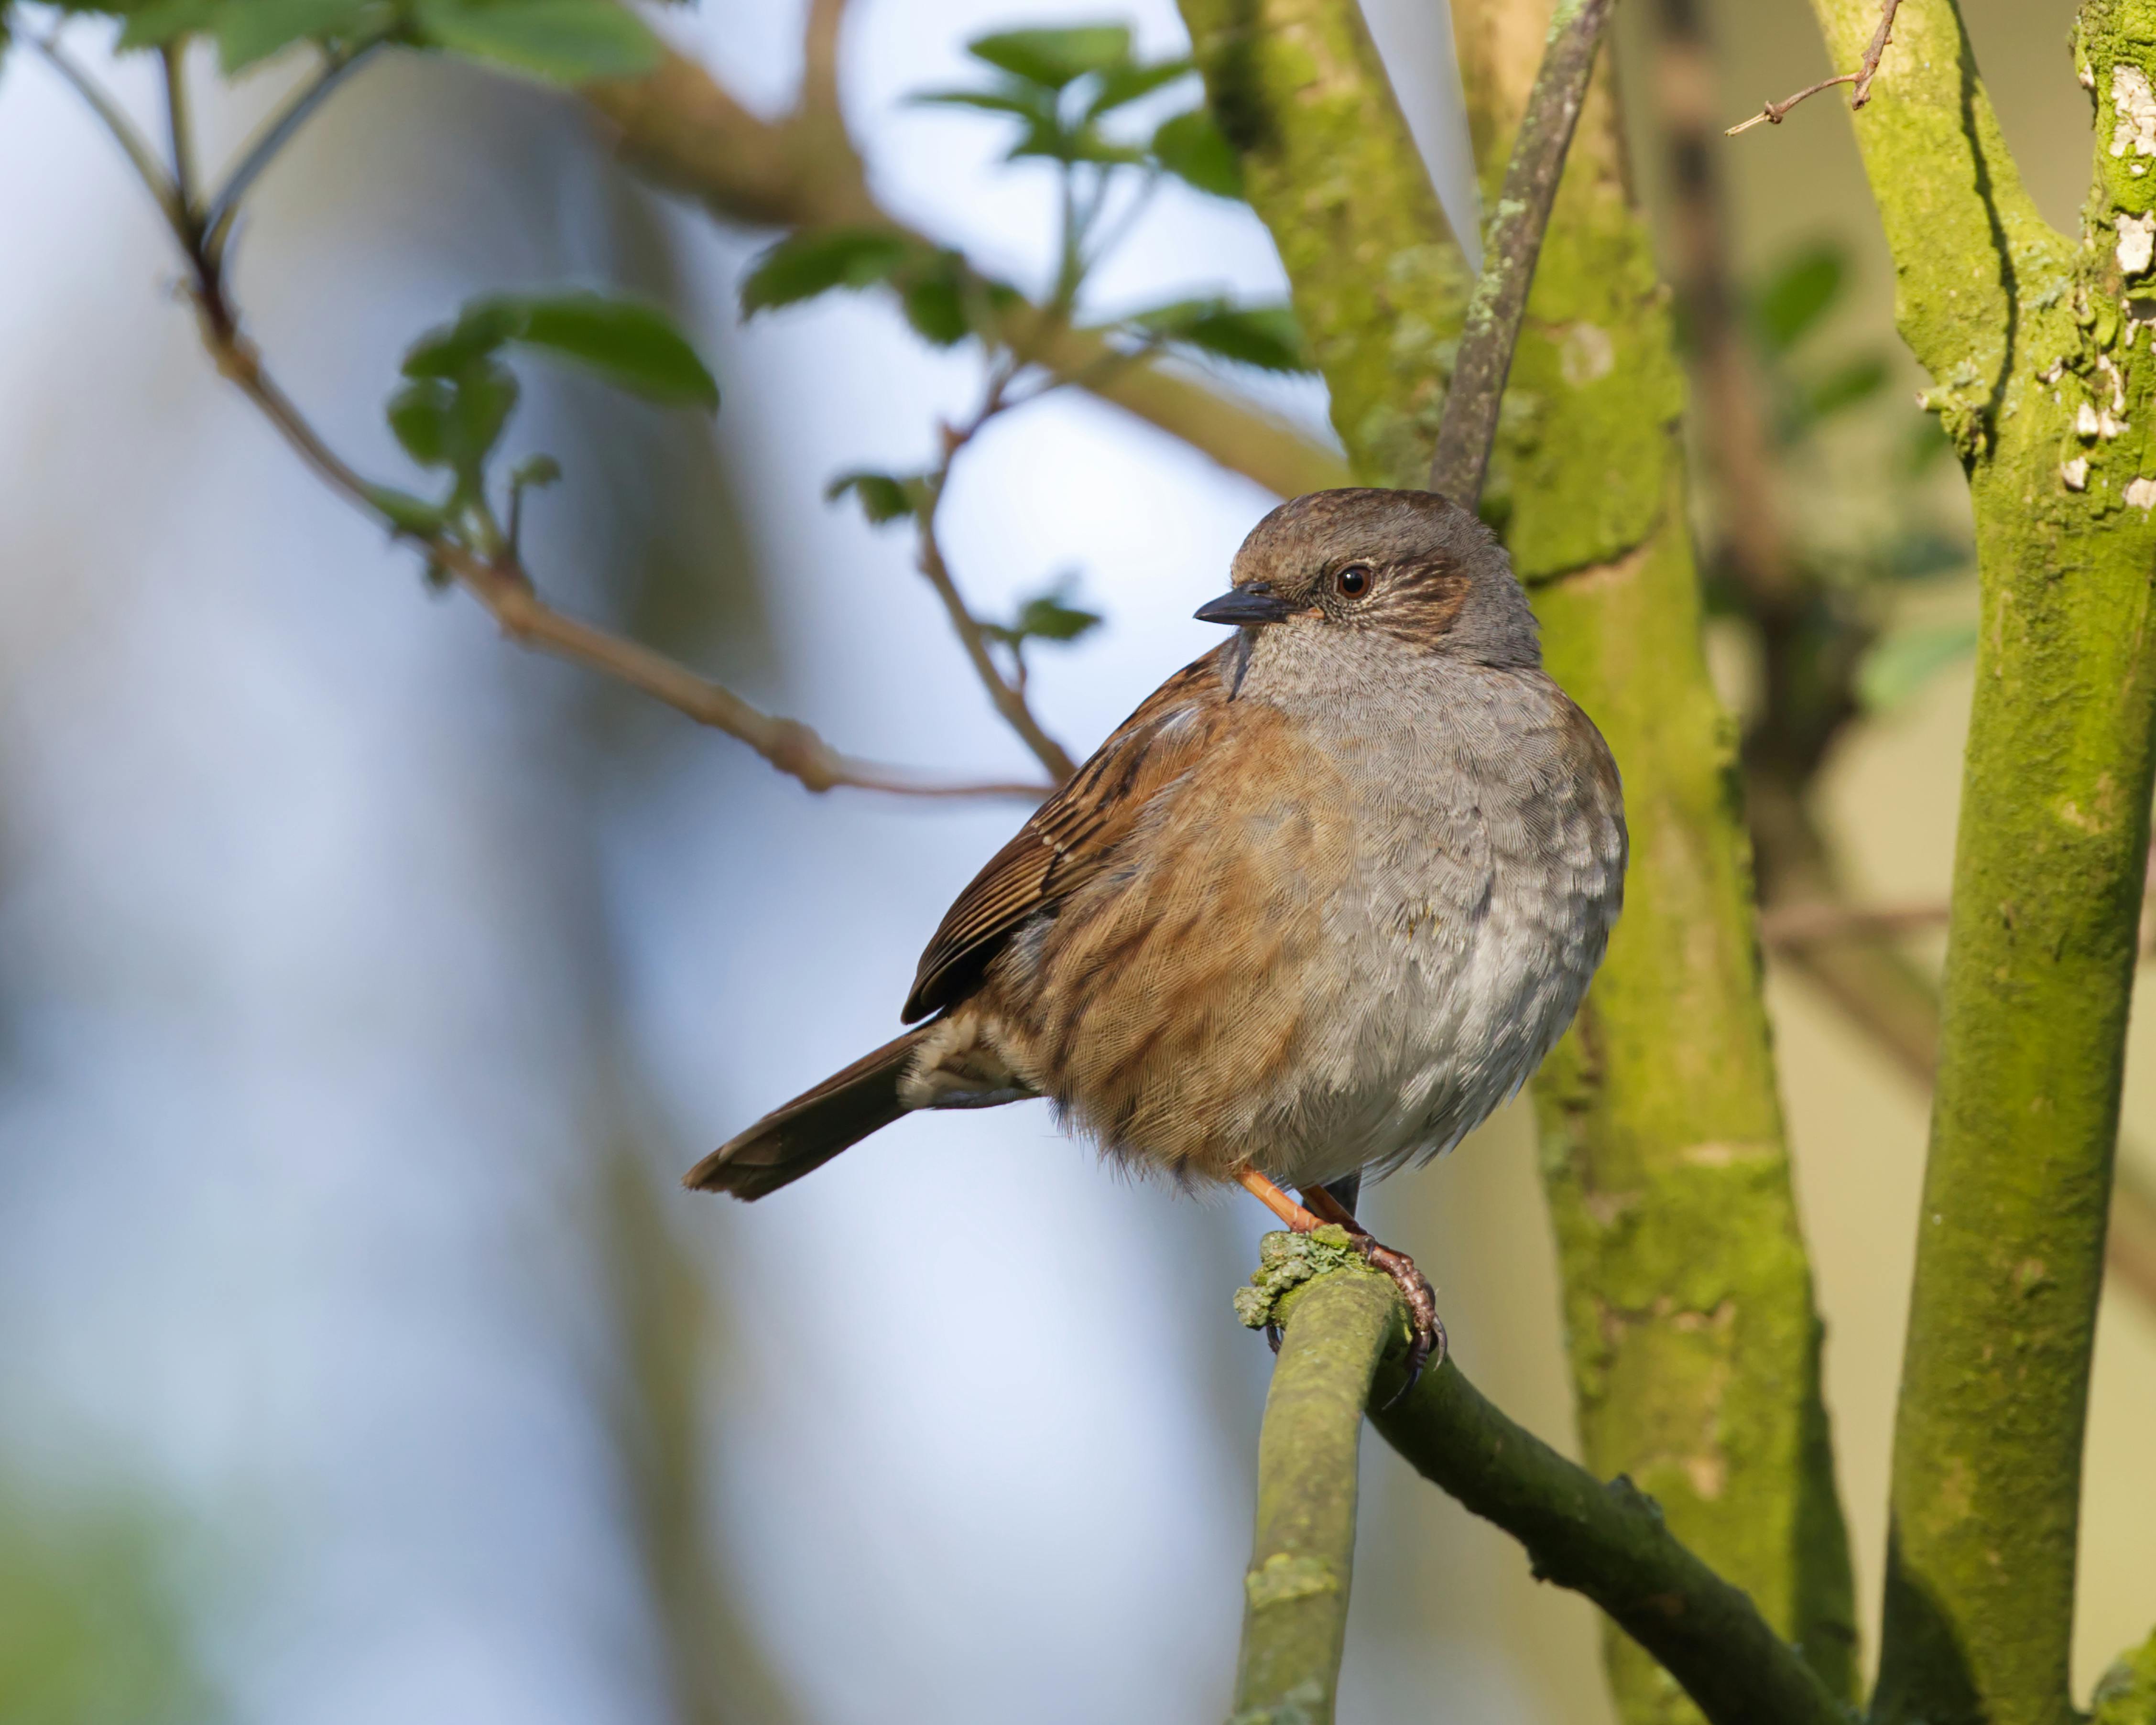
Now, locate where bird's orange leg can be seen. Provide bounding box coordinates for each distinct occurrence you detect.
[1237,1168,1322,1231]
[1235,1168,1446,1395]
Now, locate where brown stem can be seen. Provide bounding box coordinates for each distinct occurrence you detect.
[1426,0,1616,503]
[1726,0,1902,134]
[908,372,1080,786]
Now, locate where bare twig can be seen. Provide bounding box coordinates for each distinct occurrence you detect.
[908,369,1080,784]
[1760,900,1950,947]
[49,28,1046,803]
[1427,0,1617,503]
[202,42,386,262]
[1726,0,1901,134]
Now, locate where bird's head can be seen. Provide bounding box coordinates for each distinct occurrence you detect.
[1195,488,1540,668]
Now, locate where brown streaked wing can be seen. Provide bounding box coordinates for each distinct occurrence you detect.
[901,644,1239,1021]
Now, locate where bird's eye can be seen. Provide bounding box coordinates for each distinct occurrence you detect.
[1334,564,1372,598]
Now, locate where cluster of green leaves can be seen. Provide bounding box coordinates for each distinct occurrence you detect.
[913,24,1239,196]
[370,288,717,554]
[74,0,658,85]
[739,25,1306,378]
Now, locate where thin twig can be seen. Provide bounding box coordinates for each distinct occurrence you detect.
[202,42,387,262]
[48,27,1046,803]
[1760,900,1950,947]
[1426,0,1617,503]
[33,34,188,236]
[1726,0,1901,134]
[160,44,199,219]
[911,365,1080,784]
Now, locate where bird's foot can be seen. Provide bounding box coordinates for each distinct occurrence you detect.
[1233,1169,1446,1400]
[1299,1184,1446,1400]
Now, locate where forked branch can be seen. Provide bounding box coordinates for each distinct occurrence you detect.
[1726,0,1901,135]
[1426,0,1617,503]
[36,29,1050,803]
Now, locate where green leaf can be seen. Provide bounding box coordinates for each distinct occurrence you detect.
[405,292,717,409]
[1086,56,1192,117]
[910,87,1052,121]
[890,250,978,346]
[1008,582,1102,643]
[1753,243,1846,354]
[510,452,563,489]
[402,300,524,378]
[1900,413,1956,477]
[364,483,451,535]
[387,359,520,478]
[826,470,925,525]
[116,0,222,49]
[1880,531,1972,581]
[1150,108,1241,198]
[1801,355,1889,421]
[413,0,659,84]
[967,24,1130,90]
[740,229,916,316]
[213,0,371,70]
[1124,298,1308,372]
[495,291,718,407]
[1858,622,1978,714]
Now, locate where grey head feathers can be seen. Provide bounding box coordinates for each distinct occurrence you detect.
[1227,488,1541,669]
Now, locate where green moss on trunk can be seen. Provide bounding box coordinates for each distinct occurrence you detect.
[1177,3,1856,1717]
[1802,4,2156,1720]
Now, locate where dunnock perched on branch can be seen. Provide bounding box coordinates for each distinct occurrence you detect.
[688,489,1627,1381]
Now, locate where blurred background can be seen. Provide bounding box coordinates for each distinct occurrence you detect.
[0,0,2150,1721]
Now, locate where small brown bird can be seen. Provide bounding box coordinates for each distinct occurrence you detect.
[687,488,1626,1376]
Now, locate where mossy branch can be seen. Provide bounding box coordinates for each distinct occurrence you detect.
[1231,1253,1851,1725]
[1426,0,1616,501]
[2095,1627,2156,1725]
[1228,1235,1395,1725]
[1789,3,2156,1719]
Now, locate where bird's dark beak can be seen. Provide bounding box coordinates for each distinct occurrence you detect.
[1194,584,1297,626]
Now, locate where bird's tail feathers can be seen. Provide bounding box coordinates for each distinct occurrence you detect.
[684,1027,932,1200]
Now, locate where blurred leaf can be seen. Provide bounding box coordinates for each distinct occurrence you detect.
[988,577,1103,645]
[740,229,915,316]
[413,0,659,84]
[402,300,524,377]
[405,292,717,409]
[910,86,1053,121]
[498,292,718,407]
[1086,56,1191,116]
[0,1486,220,1725]
[116,0,222,48]
[214,0,371,69]
[1754,243,1846,354]
[511,452,563,489]
[364,483,451,533]
[1801,355,1890,422]
[1901,412,1956,476]
[968,23,1130,90]
[1124,297,1309,371]
[1055,128,1144,166]
[826,469,926,525]
[1150,108,1241,198]
[1880,530,1972,581]
[387,358,518,478]
[1858,621,1977,713]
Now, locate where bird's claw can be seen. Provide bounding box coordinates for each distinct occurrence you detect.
[1353,1237,1445,1404]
